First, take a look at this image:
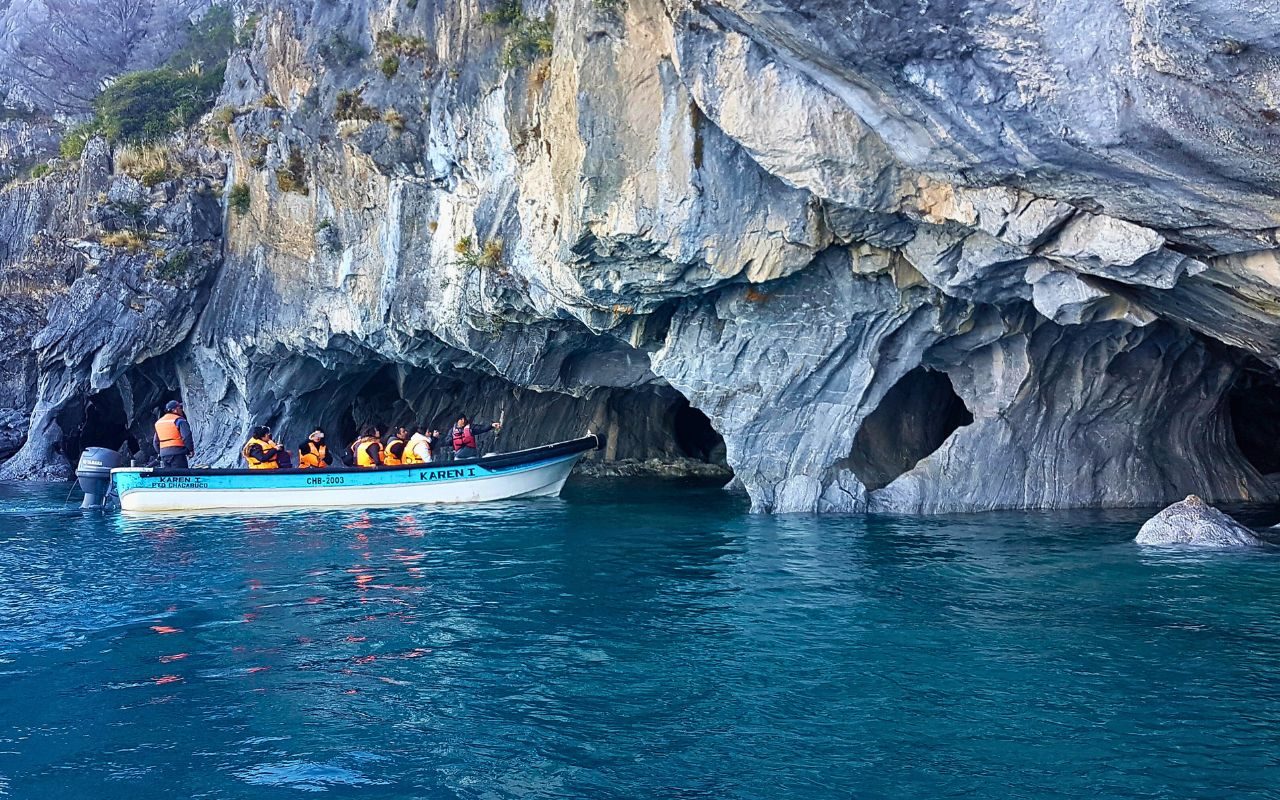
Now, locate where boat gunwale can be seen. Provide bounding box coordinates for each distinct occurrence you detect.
[111,434,603,480]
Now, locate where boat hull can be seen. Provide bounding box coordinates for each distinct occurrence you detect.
[111,436,599,513]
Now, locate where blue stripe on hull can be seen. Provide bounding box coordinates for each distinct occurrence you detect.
[114,456,567,498]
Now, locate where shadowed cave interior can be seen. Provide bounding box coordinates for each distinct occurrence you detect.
[1229,364,1280,477]
[58,363,730,471]
[847,367,973,492]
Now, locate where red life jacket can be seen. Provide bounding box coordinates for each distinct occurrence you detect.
[452,425,476,451]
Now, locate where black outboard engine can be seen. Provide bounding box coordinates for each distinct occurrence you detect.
[75,447,123,508]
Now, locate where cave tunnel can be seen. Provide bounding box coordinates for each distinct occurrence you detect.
[1229,364,1280,476]
[327,364,729,472]
[57,387,137,465]
[846,367,973,491]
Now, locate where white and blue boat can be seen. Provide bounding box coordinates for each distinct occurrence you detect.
[77,435,603,513]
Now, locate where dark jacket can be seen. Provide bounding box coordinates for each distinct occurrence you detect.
[450,422,494,452]
[246,441,283,465]
[298,441,334,465]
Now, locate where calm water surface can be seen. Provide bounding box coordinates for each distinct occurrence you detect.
[1,479,1279,798]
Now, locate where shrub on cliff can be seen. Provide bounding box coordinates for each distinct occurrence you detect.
[227,183,251,215]
[454,236,504,269]
[482,2,554,68]
[94,65,227,144]
[70,6,235,148]
[60,123,99,160]
[334,89,380,122]
[275,147,309,195]
[380,54,401,78]
[376,31,429,58]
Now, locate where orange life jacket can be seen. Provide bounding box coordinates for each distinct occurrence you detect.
[299,442,327,469]
[382,437,405,466]
[154,412,186,449]
[242,437,280,470]
[355,438,381,468]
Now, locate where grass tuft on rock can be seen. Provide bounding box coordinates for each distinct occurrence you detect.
[334,89,380,122]
[227,182,251,215]
[101,230,150,253]
[454,235,505,269]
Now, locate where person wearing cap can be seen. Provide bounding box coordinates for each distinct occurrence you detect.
[298,429,333,469]
[152,400,194,469]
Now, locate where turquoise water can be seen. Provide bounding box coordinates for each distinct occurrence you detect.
[2,480,1280,798]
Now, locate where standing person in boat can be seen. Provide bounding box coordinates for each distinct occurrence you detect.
[152,400,195,469]
[449,415,502,460]
[383,426,410,466]
[298,429,333,469]
[242,425,286,469]
[350,426,383,468]
[403,426,439,464]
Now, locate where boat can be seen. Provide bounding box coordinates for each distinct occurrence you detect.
[76,435,603,513]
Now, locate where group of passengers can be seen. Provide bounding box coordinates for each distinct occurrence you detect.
[152,400,503,470]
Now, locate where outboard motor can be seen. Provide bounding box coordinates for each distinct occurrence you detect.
[75,447,123,508]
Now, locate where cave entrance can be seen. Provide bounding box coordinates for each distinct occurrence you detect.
[672,399,727,466]
[325,365,730,473]
[59,388,136,465]
[847,367,972,491]
[1228,365,1280,475]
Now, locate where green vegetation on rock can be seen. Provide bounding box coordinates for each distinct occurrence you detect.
[227,182,251,215]
[60,123,99,160]
[70,5,235,148]
[275,147,309,195]
[454,236,504,269]
[334,89,380,122]
[482,2,554,68]
[376,30,429,58]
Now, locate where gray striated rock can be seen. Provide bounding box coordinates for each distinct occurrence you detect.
[1135,495,1263,547]
[6,0,1280,517]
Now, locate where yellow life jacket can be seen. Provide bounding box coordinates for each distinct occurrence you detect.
[383,437,405,466]
[242,437,280,469]
[355,438,381,468]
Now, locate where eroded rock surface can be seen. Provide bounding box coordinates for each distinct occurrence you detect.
[1135,495,1264,547]
[4,0,1280,514]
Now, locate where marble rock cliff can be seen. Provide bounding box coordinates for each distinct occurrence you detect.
[3,0,1280,513]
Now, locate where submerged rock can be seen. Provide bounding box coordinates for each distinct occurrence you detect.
[1135,495,1263,547]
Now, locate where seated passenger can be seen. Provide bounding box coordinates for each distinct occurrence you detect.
[242,425,284,470]
[350,426,383,468]
[403,426,439,464]
[298,429,333,469]
[383,426,409,466]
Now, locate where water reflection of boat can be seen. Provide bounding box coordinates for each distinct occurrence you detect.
[101,435,602,513]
